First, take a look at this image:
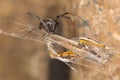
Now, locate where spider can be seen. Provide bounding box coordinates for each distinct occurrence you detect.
[22,12,81,37]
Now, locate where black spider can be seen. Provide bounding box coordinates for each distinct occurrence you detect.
[22,12,81,37]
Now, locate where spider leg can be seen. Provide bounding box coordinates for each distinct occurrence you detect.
[27,12,49,31]
[56,12,73,22]
[22,13,50,37]
[56,12,82,19]
[55,12,80,35]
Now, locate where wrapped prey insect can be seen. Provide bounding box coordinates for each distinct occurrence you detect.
[44,34,113,72]
[44,34,113,65]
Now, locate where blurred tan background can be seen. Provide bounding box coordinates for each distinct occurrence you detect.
[0,0,120,80]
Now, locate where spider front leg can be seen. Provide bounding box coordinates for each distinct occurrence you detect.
[22,13,49,37]
[56,12,74,25]
[55,12,80,35]
[56,12,82,22]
